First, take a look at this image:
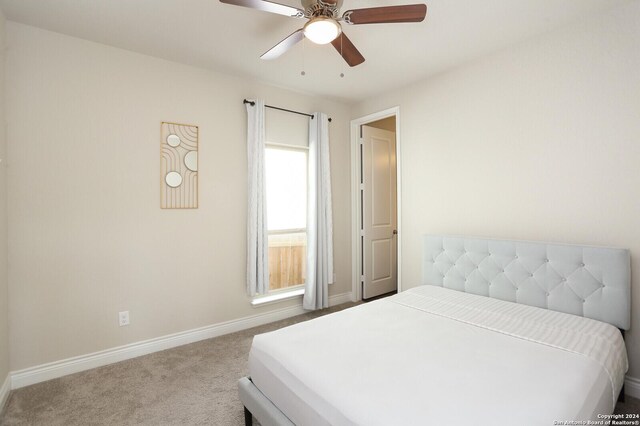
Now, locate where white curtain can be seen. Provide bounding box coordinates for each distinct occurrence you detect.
[246,99,269,296]
[304,112,334,310]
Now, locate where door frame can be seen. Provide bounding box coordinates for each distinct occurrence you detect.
[350,107,402,302]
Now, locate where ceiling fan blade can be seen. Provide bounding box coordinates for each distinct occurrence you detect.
[331,33,365,67]
[342,4,427,25]
[219,0,304,18]
[261,29,305,60]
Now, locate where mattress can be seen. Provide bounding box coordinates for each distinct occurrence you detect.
[249,286,628,426]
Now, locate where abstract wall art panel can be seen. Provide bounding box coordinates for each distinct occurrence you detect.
[161,122,198,209]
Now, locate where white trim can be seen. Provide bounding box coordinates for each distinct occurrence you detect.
[350,107,402,302]
[265,141,309,151]
[0,374,10,414]
[625,375,640,399]
[10,292,353,390]
[325,292,352,306]
[251,287,305,306]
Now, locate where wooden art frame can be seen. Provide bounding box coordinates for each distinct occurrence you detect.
[160,122,199,209]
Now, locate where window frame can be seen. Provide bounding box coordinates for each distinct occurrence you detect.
[263,142,309,296]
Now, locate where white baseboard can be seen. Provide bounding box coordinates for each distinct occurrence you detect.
[0,374,10,414]
[626,375,640,399]
[326,292,353,306]
[11,292,353,390]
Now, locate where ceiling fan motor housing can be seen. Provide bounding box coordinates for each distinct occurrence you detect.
[302,0,342,18]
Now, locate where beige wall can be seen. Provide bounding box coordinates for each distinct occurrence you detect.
[354,2,640,378]
[5,22,352,371]
[0,9,9,387]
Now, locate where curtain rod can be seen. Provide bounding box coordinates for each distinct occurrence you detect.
[243,99,332,122]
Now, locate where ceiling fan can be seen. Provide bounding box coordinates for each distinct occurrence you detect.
[219,0,427,67]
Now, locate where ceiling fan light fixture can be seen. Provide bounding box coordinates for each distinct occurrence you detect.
[303,17,341,45]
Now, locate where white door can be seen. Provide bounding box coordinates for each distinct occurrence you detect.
[362,125,397,299]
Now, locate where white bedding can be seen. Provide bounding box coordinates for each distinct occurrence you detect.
[249,286,628,426]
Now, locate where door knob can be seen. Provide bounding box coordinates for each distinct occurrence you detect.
[392,230,398,235]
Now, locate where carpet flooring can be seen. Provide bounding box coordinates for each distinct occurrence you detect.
[1,302,638,425]
[0,303,355,426]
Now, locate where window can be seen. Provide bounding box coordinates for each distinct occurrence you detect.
[265,145,308,292]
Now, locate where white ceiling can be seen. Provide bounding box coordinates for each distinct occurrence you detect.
[0,0,627,103]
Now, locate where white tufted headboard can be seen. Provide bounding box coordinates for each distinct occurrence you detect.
[423,235,631,330]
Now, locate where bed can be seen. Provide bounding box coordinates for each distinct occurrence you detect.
[239,235,630,425]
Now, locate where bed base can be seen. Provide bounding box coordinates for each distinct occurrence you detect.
[618,330,626,403]
[239,376,294,426]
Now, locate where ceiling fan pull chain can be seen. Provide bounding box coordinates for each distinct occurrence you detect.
[340,35,345,78]
[301,38,306,76]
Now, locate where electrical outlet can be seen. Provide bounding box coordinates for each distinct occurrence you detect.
[118,311,130,327]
